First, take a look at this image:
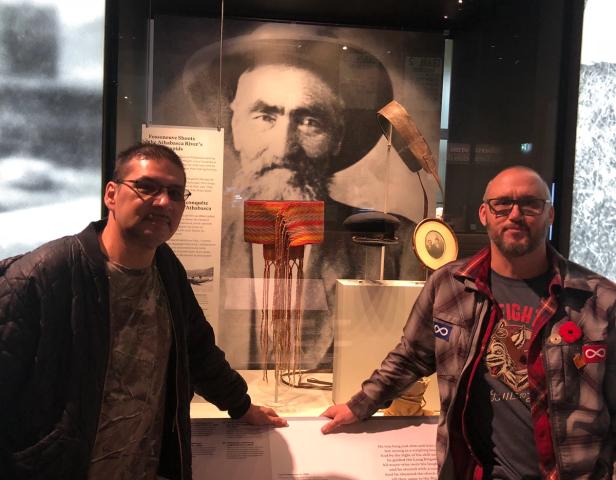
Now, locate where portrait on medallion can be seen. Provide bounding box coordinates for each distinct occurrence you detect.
[426,230,445,259]
[152,17,444,368]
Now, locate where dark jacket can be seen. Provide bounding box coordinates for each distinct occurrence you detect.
[0,220,251,479]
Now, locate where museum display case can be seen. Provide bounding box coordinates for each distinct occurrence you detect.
[101,0,583,418]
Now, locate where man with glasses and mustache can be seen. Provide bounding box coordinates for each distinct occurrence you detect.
[0,143,286,480]
[322,166,616,480]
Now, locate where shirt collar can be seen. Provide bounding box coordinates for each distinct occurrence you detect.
[454,245,491,293]
[453,243,568,297]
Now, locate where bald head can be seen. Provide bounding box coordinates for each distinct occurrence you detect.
[478,166,554,276]
[483,166,551,202]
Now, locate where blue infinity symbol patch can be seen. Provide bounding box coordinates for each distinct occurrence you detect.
[434,321,452,341]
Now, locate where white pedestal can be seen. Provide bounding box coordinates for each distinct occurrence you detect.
[333,279,431,405]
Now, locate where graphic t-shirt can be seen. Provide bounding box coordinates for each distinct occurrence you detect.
[467,269,552,480]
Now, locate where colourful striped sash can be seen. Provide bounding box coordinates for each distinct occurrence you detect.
[244,200,324,246]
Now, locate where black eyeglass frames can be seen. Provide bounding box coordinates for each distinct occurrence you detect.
[484,197,550,217]
[114,178,191,202]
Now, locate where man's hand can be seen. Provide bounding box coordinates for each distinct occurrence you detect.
[320,404,358,434]
[240,404,288,427]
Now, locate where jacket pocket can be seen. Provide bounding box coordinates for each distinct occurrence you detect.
[433,314,471,378]
[12,428,62,463]
[544,333,606,408]
[12,425,85,480]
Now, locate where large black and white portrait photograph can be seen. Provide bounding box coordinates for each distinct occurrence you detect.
[151,17,444,369]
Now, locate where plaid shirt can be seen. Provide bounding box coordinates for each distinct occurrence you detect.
[349,245,616,480]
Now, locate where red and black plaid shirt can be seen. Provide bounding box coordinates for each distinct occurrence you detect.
[457,246,562,479]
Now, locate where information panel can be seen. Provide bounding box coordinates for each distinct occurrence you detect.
[191,417,438,480]
[142,124,224,333]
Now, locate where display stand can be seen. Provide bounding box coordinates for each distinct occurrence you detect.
[332,279,425,403]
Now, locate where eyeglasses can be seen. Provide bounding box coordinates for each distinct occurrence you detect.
[484,197,550,217]
[115,178,191,202]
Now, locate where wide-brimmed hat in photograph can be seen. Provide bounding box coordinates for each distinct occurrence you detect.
[183,23,393,173]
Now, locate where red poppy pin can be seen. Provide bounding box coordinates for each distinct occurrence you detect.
[559,321,582,343]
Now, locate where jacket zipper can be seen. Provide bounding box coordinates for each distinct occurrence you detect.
[536,314,562,478]
[447,290,499,477]
[460,303,499,470]
[442,294,489,475]
[170,315,184,480]
[92,279,113,453]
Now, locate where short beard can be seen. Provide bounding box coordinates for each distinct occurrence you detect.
[489,224,546,257]
[492,235,532,257]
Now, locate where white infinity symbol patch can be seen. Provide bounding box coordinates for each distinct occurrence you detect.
[434,325,450,336]
[584,347,606,360]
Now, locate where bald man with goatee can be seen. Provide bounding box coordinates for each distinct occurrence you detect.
[322,166,616,480]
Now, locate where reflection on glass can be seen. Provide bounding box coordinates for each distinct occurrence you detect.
[152,18,443,369]
[0,0,104,258]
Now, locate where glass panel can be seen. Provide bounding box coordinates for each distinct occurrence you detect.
[0,0,104,258]
[150,17,445,371]
[110,2,571,417]
[443,1,562,258]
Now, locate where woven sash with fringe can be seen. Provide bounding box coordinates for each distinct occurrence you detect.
[244,200,324,384]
